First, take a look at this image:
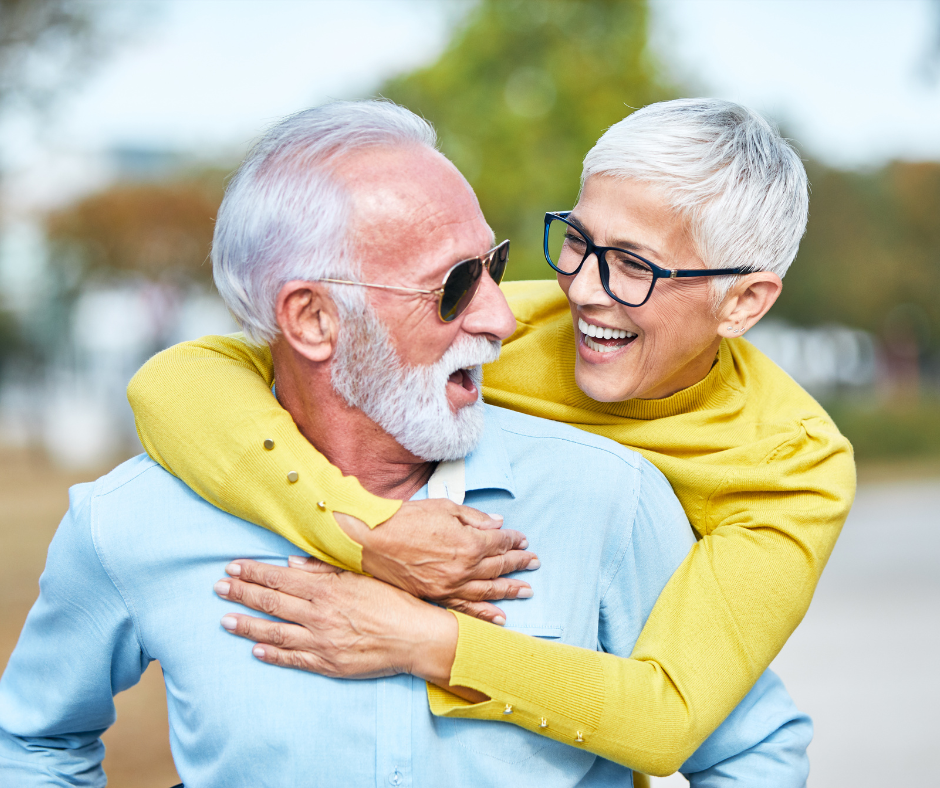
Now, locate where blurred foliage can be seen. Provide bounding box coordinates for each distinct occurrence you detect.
[0,0,116,117]
[45,170,227,286]
[824,396,940,461]
[777,161,940,356]
[378,0,675,280]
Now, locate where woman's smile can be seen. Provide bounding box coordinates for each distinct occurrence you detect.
[577,316,638,356]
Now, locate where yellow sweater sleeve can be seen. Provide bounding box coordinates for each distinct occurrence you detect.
[126,334,400,572]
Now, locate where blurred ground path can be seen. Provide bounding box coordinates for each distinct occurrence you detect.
[656,473,940,787]
[2,447,937,786]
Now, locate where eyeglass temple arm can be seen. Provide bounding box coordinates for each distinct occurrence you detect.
[670,267,754,278]
[315,278,444,296]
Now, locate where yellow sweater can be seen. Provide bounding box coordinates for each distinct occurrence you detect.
[127,280,855,775]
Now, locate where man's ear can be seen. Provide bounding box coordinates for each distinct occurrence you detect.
[717,271,783,339]
[275,280,340,363]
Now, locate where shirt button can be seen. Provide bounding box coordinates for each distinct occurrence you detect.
[388,769,403,786]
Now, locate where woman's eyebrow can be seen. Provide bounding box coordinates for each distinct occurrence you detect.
[567,212,660,260]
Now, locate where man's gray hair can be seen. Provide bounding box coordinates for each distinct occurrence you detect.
[582,98,809,302]
[212,100,438,344]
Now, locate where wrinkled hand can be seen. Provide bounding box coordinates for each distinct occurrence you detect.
[336,499,539,625]
[214,557,459,683]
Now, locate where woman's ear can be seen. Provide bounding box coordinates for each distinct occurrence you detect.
[717,272,783,339]
[275,280,340,363]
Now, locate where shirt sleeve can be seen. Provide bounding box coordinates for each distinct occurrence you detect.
[126,334,401,572]
[680,671,811,787]
[0,486,147,787]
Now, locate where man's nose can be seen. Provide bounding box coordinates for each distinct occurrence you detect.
[566,254,615,308]
[460,270,517,340]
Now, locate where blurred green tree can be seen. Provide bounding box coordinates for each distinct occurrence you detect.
[378,0,675,279]
[776,160,940,357]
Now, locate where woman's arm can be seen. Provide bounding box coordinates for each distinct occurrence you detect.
[127,335,537,618]
[127,334,392,570]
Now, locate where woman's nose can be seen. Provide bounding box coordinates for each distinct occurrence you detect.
[567,254,615,307]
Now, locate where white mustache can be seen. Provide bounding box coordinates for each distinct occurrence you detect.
[438,336,501,382]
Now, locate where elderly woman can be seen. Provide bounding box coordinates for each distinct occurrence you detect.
[128,98,854,776]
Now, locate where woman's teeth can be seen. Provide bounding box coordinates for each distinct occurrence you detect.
[579,318,636,353]
[578,318,635,340]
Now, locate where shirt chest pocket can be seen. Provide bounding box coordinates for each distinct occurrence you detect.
[444,626,592,766]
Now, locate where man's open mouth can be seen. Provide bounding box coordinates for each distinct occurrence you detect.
[447,368,476,391]
[578,318,637,354]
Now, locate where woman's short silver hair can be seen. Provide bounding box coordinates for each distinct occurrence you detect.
[582,98,809,303]
[212,100,438,344]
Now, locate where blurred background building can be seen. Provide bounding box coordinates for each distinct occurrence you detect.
[0,1,938,786]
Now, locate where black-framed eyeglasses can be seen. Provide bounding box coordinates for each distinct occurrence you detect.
[314,239,510,323]
[544,212,752,307]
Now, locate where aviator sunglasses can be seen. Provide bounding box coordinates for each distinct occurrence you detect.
[313,239,510,322]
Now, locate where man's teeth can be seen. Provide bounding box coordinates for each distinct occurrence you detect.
[578,318,637,344]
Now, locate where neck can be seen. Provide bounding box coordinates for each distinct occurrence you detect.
[271,342,434,500]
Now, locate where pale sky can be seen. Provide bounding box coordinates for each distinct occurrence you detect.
[2,0,938,214]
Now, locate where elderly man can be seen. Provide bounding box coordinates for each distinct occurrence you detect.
[0,102,809,786]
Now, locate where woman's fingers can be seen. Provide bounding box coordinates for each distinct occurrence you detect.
[224,558,339,602]
[250,642,326,673]
[441,598,507,625]
[456,577,535,602]
[468,550,540,582]
[220,614,345,677]
[220,612,310,649]
[454,504,506,532]
[214,573,328,622]
[287,555,344,574]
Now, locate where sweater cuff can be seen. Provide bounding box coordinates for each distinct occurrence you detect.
[428,612,607,739]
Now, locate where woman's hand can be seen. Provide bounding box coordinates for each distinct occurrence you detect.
[213,557,486,703]
[336,499,539,625]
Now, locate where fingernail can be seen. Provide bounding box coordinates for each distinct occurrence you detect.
[492,616,506,626]
[519,539,529,549]
[288,555,308,566]
[488,513,504,521]
[226,562,241,577]
[214,580,231,596]
[526,558,541,570]
[517,587,533,598]
[220,615,237,631]
[252,645,266,659]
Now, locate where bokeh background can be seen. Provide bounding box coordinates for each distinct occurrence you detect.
[1,1,938,786]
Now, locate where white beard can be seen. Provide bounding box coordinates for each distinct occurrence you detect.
[330,298,500,462]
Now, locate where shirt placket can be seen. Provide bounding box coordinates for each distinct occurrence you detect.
[375,674,413,788]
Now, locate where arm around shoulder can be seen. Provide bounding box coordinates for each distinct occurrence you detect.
[127,334,400,572]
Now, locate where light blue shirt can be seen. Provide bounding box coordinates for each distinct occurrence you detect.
[0,405,810,787]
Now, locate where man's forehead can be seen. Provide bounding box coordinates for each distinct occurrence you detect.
[340,146,493,276]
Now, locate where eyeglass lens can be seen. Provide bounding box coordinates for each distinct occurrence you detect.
[438,242,510,322]
[545,217,654,306]
[440,258,483,322]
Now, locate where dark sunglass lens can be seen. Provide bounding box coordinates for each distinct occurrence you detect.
[440,258,483,322]
[489,242,509,285]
